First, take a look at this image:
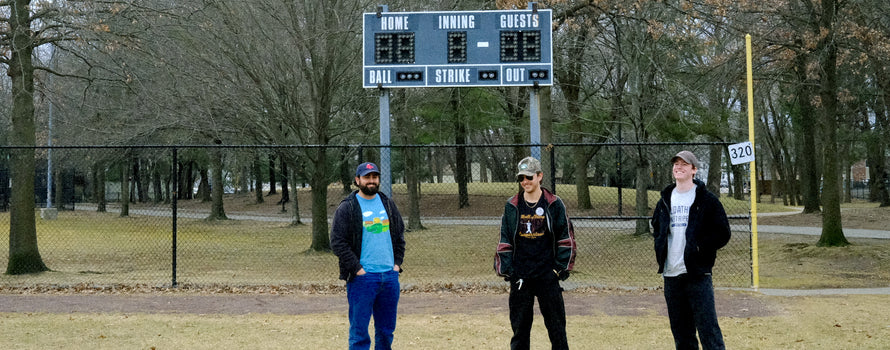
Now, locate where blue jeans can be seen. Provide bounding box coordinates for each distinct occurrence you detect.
[347,270,400,350]
[664,274,725,350]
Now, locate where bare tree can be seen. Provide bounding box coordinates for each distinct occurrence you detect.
[175,0,375,251]
[2,0,61,274]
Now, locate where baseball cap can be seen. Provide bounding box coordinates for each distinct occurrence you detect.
[355,162,380,177]
[516,157,542,176]
[670,150,700,169]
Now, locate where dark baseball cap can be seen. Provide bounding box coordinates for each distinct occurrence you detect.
[355,162,380,177]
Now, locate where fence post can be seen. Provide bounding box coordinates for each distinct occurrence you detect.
[171,147,178,287]
[617,125,623,216]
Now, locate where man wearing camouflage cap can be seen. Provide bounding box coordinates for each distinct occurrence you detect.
[495,156,576,350]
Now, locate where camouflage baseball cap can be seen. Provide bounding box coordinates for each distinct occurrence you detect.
[516,157,542,176]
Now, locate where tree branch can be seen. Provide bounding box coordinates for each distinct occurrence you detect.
[33,65,92,82]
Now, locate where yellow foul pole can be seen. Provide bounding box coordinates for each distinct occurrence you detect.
[745,34,760,290]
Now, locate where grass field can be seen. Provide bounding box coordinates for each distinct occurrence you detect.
[2,188,889,349]
[0,210,756,288]
[1,294,889,349]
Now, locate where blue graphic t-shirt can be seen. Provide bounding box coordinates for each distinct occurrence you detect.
[356,193,394,273]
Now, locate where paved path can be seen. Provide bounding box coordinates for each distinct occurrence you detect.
[73,204,890,239]
[757,225,890,239]
[756,287,890,296]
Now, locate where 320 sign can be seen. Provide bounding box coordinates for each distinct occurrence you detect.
[728,141,755,165]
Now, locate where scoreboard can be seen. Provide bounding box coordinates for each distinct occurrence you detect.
[362,9,553,88]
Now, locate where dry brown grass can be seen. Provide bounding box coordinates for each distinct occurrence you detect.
[759,204,890,230]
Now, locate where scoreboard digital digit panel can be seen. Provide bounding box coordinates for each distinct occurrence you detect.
[363,9,553,88]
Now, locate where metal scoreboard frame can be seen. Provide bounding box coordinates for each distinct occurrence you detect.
[362,8,553,88]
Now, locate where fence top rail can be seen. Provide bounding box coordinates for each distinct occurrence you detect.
[1,141,735,150]
[572,215,751,220]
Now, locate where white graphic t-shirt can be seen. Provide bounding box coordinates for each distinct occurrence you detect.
[664,187,696,277]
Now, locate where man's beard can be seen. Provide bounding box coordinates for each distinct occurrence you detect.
[358,183,378,196]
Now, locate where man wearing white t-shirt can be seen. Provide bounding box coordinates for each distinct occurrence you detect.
[651,151,731,350]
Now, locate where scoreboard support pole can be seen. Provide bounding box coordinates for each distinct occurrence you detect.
[379,88,393,197]
[529,85,542,160]
[528,2,542,160]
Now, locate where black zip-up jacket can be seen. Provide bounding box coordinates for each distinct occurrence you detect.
[651,179,731,276]
[330,191,406,282]
[495,187,576,281]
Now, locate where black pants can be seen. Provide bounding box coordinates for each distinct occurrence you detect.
[664,273,725,350]
[508,275,569,350]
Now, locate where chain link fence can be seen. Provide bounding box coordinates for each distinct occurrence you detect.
[0,143,752,289]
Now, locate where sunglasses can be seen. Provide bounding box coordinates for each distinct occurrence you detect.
[517,175,535,182]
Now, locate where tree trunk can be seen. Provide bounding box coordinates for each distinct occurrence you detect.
[871,66,890,207]
[207,150,227,220]
[732,164,745,201]
[339,147,352,195]
[152,162,163,203]
[841,143,852,203]
[179,161,194,200]
[197,167,211,202]
[289,165,302,226]
[707,145,722,197]
[267,154,277,195]
[431,149,443,183]
[452,89,469,209]
[163,174,171,205]
[253,154,264,204]
[53,167,63,210]
[782,135,799,206]
[770,162,780,204]
[866,131,883,202]
[392,90,424,231]
[129,163,137,204]
[634,154,650,236]
[0,159,8,212]
[815,3,848,247]
[278,157,289,205]
[120,160,130,217]
[562,50,591,209]
[239,165,249,195]
[94,162,107,212]
[177,161,185,200]
[405,147,424,231]
[309,148,331,252]
[878,170,890,208]
[455,142,469,209]
[756,160,764,204]
[572,147,591,209]
[6,0,49,274]
[793,46,822,214]
[766,97,793,206]
[137,158,148,203]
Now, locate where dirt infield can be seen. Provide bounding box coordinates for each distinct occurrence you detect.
[0,289,779,318]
